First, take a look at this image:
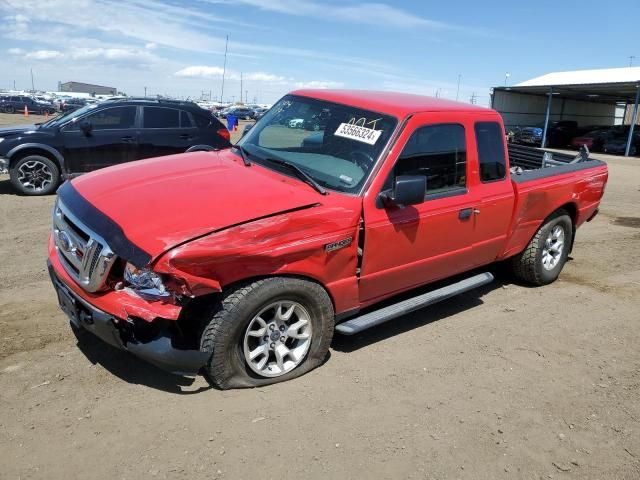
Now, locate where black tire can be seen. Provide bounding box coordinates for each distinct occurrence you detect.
[9,155,61,196]
[511,210,573,286]
[5,105,15,114]
[200,277,334,389]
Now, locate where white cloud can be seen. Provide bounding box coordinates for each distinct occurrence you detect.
[244,72,286,83]
[175,66,226,79]
[8,47,23,55]
[145,42,157,50]
[174,67,287,84]
[207,0,453,29]
[294,80,344,89]
[25,49,63,60]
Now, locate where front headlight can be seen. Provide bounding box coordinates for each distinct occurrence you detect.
[0,137,5,144]
[124,262,170,300]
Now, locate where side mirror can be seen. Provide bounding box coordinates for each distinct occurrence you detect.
[381,175,426,207]
[242,124,253,137]
[80,120,92,136]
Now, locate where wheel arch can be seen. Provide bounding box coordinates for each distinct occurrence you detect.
[7,144,66,173]
[189,273,337,318]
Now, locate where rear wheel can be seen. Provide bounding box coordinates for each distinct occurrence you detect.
[9,155,60,196]
[511,210,572,285]
[4,105,15,114]
[200,278,334,389]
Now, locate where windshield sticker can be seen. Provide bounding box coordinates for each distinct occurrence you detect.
[334,122,382,145]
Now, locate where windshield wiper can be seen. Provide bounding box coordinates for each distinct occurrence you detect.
[233,144,251,166]
[264,158,327,195]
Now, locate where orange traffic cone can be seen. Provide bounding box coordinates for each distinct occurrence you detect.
[44,111,49,120]
[24,105,29,117]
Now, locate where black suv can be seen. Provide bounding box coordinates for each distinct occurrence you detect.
[0,98,231,195]
[1,95,57,115]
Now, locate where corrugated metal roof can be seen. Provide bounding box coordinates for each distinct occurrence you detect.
[516,67,640,87]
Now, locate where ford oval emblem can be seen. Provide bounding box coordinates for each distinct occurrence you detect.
[57,230,75,253]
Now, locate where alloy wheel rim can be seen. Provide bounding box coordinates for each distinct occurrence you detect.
[541,225,565,271]
[17,160,53,192]
[243,301,312,378]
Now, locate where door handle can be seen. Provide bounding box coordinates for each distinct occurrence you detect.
[459,208,473,220]
[121,136,135,143]
[179,134,193,140]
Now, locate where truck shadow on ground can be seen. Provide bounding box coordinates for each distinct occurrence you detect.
[331,266,536,353]
[73,330,213,395]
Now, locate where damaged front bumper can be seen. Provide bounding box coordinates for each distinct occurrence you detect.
[48,261,211,375]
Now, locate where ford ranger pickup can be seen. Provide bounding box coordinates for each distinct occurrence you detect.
[47,90,608,389]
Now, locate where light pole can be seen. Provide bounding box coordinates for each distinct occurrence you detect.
[144,86,147,97]
[630,56,636,67]
[456,74,461,101]
[504,72,511,86]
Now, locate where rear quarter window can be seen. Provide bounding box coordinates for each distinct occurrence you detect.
[475,122,507,182]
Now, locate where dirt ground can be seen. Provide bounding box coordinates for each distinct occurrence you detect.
[1,111,640,479]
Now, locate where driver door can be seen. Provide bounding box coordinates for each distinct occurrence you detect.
[61,106,139,173]
[359,113,479,304]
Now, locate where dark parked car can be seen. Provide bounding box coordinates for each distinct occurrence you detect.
[61,98,89,112]
[0,98,231,195]
[570,128,615,152]
[219,107,255,120]
[514,121,578,147]
[251,107,269,120]
[603,132,640,156]
[0,95,56,115]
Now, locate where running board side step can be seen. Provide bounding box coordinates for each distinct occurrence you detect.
[335,272,494,335]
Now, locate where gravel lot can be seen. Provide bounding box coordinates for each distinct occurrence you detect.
[1,111,639,479]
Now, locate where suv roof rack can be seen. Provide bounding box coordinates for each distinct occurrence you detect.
[104,97,198,107]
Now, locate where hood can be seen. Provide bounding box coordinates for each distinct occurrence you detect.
[67,149,345,264]
[0,124,39,137]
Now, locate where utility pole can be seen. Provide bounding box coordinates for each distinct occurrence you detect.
[245,90,248,104]
[30,68,35,92]
[240,72,243,104]
[504,72,510,86]
[470,92,477,104]
[630,56,636,67]
[144,86,147,97]
[456,74,462,101]
[220,35,229,103]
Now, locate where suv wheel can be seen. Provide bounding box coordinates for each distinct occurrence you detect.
[4,105,15,114]
[200,278,334,389]
[9,155,61,196]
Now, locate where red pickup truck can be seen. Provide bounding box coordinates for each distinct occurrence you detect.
[48,90,608,389]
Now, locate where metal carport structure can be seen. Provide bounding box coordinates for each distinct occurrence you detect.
[492,67,640,156]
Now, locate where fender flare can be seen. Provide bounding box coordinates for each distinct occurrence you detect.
[185,144,217,153]
[7,143,67,173]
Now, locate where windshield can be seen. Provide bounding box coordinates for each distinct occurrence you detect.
[41,103,101,128]
[238,94,398,194]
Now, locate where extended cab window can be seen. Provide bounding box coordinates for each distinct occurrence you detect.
[143,107,179,128]
[475,122,506,182]
[77,106,136,130]
[394,124,467,195]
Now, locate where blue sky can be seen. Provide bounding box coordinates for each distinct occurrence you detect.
[2,0,639,105]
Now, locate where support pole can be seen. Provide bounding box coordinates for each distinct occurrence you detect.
[541,87,553,148]
[625,85,640,157]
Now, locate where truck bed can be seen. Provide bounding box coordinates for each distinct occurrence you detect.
[508,144,606,183]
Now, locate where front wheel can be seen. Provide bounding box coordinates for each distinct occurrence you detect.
[9,155,61,195]
[200,278,334,389]
[511,210,572,285]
